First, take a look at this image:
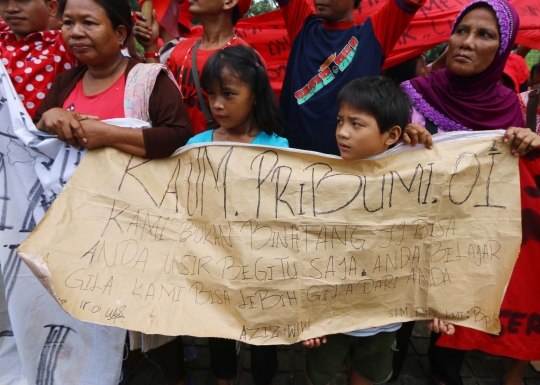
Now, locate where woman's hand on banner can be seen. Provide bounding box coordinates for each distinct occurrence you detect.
[504,127,540,156]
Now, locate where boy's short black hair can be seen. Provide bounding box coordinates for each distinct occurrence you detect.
[337,77,412,134]
[354,0,362,9]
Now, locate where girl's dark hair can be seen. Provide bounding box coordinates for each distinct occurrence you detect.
[337,77,412,134]
[87,0,133,42]
[200,45,283,136]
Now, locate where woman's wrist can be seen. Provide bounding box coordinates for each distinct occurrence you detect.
[97,122,122,148]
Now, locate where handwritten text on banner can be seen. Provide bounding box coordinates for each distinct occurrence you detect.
[19,134,521,344]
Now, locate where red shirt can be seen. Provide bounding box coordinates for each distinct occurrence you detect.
[0,19,76,117]
[166,36,251,134]
[62,75,125,120]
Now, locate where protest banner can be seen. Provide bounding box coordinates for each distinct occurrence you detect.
[20,131,521,345]
[0,63,125,384]
[437,153,540,360]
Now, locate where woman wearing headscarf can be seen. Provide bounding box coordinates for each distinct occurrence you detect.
[402,0,540,156]
[400,1,540,384]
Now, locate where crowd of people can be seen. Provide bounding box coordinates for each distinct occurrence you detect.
[0,0,539,384]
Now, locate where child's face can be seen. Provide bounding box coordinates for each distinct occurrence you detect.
[0,0,57,40]
[313,0,355,23]
[206,68,256,132]
[336,103,396,161]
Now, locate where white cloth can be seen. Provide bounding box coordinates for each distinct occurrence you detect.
[14,115,148,198]
[0,268,27,385]
[0,62,126,385]
[15,62,176,354]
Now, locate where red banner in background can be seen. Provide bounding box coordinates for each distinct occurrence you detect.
[511,2,540,50]
[355,0,540,65]
[354,0,455,66]
[186,0,540,95]
[234,11,289,99]
[437,153,540,360]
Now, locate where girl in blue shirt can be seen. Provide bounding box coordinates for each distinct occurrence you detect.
[186,45,288,149]
[186,45,286,385]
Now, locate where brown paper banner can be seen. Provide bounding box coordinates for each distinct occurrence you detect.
[19,133,521,344]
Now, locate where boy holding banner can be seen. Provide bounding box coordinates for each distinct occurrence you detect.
[302,77,452,385]
[278,0,425,156]
[0,0,75,116]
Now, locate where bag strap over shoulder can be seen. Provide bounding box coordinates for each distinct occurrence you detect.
[125,63,178,122]
[526,89,539,131]
[192,40,217,130]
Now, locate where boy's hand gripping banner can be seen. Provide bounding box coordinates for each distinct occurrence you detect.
[19,133,521,344]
